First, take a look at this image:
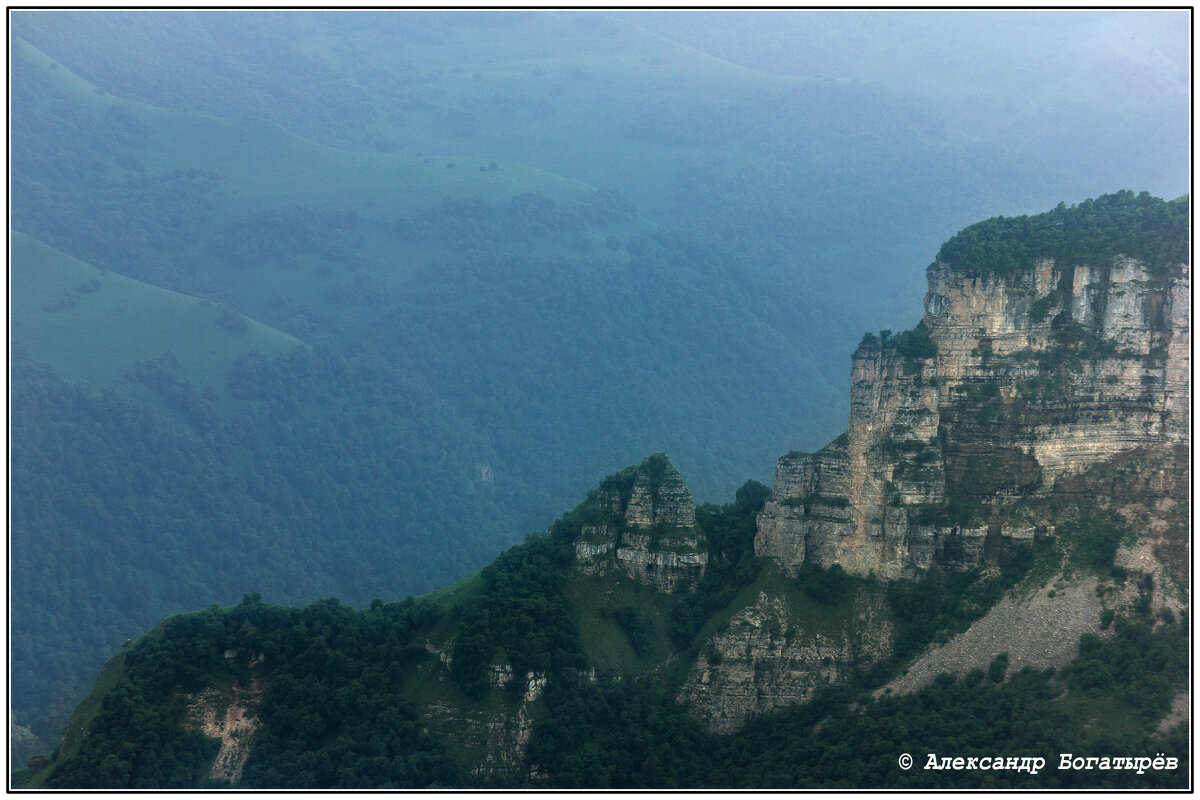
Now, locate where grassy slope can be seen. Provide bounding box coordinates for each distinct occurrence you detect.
[13,34,600,214]
[14,11,790,216]
[14,650,129,789]
[26,35,612,227]
[566,570,677,676]
[11,231,303,394]
[12,34,649,314]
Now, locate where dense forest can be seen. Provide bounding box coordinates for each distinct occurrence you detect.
[25,476,1188,789]
[9,9,1188,768]
[10,343,509,744]
[937,191,1189,277]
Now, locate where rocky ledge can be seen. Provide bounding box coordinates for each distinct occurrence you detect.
[574,453,707,592]
[757,218,1189,580]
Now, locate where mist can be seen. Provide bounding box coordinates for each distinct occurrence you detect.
[617,9,1189,200]
[8,8,1189,766]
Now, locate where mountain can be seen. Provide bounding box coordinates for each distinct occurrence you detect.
[757,192,1190,579]
[11,231,304,391]
[611,10,1189,201]
[20,193,1189,789]
[8,31,801,758]
[10,10,1113,762]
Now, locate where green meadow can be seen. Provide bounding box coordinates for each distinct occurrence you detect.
[11,232,303,393]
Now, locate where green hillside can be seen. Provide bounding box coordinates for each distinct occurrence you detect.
[19,458,1187,789]
[11,231,304,393]
[11,10,1078,381]
[8,11,1177,773]
[10,33,598,211]
[10,11,1078,394]
[9,31,849,516]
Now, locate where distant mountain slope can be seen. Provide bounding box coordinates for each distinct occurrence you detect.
[9,16,1083,500]
[11,10,1081,357]
[18,193,1189,790]
[9,12,1179,773]
[613,9,1188,200]
[10,32,856,501]
[11,231,304,392]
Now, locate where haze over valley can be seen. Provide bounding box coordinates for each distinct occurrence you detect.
[8,10,1189,781]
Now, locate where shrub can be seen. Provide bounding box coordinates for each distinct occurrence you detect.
[799,562,853,606]
[988,652,1009,683]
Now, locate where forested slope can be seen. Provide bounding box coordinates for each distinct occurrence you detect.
[16,193,1189,788]
[22,460,1188,789]
[9,11,1180,765]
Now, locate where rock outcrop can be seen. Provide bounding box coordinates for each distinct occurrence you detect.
[183,666,267,785]
[757,225,1190,580]
[574,453,707,592]
[422,667,548,779]
[680,590,893,733]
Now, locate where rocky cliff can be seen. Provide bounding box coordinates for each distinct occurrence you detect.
[26,194,1189,789]
[756,197,1190,580]
[679,588,893,733]
[574,453,707,592]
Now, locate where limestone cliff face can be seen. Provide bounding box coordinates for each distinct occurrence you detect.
[679,590,892,733]
[422,668,547,779]
[574,453,707,592]
[929,257,1189,493]
[756,252,1190,580]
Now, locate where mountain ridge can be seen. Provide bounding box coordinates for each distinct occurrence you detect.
[20,192,1189,789]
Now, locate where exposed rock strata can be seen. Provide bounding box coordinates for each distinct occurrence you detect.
[680,590,892,733]
[574,453,707,592]
[756,255,1190,580]
[415,651,549,780]
[423,700,535,777]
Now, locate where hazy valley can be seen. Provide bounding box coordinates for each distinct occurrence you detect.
[8,10,1190,788]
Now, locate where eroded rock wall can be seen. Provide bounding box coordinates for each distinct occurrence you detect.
[679,591,893,733]
[574,453,707,591]
[929,257,1189,497]
[756,255,1190,579]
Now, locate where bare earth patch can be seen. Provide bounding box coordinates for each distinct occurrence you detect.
[882,574,1101,696]
[185,674,266,784]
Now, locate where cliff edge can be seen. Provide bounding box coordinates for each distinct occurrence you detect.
[756,192,1189,581]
